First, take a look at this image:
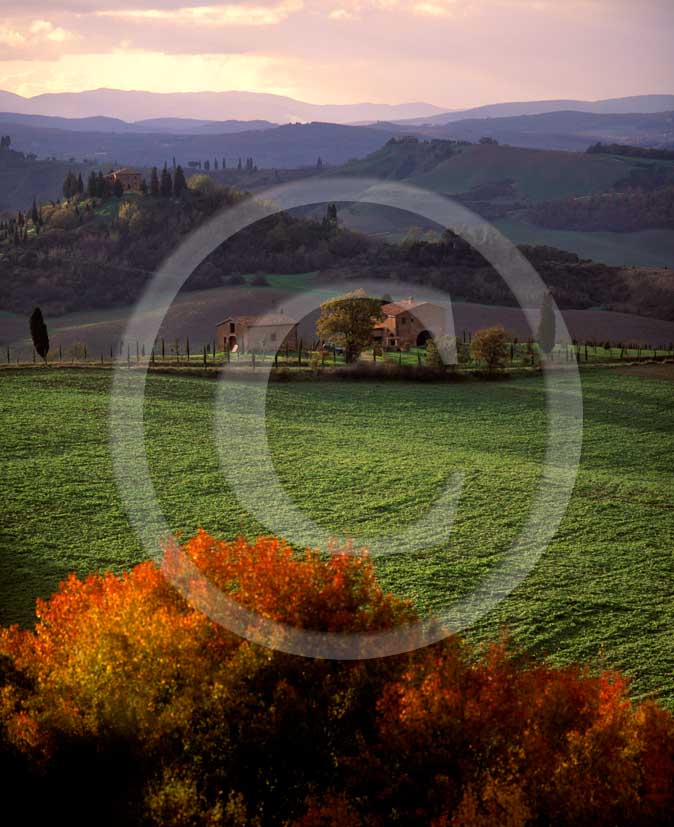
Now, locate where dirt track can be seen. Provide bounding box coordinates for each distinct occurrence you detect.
[615,363,674,381]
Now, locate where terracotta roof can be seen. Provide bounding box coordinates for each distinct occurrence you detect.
[217,314,297,327]
[381,300,431,317]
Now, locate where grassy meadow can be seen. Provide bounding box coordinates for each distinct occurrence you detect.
[1,367,673,706]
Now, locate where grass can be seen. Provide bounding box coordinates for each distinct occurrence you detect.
[1,368,674,707]
[240,271,320,291]
[494,216,674,268]
[338,143,651,202]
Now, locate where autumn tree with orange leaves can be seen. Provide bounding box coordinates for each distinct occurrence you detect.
[1,530,673,827]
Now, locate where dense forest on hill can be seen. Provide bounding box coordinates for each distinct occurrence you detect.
[587,142,674,161]
[1,177,673,320]
[528,145,674,233]
[529,185,674,232]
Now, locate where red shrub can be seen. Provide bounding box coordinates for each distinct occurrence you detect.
[0,531,673,826]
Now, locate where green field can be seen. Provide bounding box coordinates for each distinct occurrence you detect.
[494,216,674,268]
[339,142,670,203]
[1,368,673,706]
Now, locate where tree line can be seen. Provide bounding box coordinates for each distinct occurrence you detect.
[529,185,674,232]
[587,141,674,161]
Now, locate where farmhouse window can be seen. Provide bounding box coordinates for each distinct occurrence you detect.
[229,322,235,333]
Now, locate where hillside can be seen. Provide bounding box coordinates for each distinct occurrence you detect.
[530,186,674,232]
[0,144,94,212]
[413,110,674,152]
[1,180,673,322]
[338,140,664,202]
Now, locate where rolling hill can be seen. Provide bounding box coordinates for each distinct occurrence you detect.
[337,140,669,202]
[418,110,674,152]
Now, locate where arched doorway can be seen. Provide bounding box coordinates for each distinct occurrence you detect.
[416,330,432,347]
[228,335,237,352]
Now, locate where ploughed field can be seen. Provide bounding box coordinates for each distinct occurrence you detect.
[1,368,673,706]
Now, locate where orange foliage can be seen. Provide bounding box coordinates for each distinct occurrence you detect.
[1,531,673,827]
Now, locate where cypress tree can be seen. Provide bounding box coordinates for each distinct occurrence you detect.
[29,307,49,363]
[173,165,187,197]
[87,170,97,198]
[160,164,173,197]
[150,167,160,196]
[537,290,556,354]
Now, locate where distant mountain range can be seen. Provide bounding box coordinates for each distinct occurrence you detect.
[1,88,672,127]
[0,112,277,135]
[392,95,674,126]
[0,88,444,125]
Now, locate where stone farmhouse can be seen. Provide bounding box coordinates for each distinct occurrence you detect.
[216,314,299,353]
[216,299,447,354]
[372,299,448,350]
[105,168,143,193]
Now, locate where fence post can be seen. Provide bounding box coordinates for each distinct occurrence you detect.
[161,338,165,360]
[203,345,207,368]
[298,339,303,367]
[127,345,131,368]
[186,337,190,361]
[84,344,87,361]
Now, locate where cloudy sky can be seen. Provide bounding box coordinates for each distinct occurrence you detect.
[0,0,671,105]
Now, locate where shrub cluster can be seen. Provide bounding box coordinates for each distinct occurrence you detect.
[1,531,673,826]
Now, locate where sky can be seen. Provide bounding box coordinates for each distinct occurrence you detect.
[0,0,672,106]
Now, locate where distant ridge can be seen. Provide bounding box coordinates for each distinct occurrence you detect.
[0,111,277,135]
[0,88,445,125]
[393,95,674,126]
